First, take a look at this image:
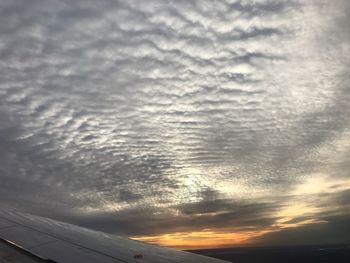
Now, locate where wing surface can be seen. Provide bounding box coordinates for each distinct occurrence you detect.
[0,210,229,263]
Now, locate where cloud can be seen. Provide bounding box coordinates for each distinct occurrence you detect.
[255,214,350,246]
[334,189,350,206]
[0,0,350,248]
[61,200,279,236]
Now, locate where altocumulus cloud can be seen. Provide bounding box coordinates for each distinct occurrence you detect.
[0,0,350,247]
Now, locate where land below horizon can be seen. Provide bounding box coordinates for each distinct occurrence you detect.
[190,244,350,263]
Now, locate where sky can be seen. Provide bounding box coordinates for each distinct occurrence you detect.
[0,0,350,250]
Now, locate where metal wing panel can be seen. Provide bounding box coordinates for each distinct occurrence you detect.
[0,210,229,263]
[0,238,45,263]
[0,226,58,248]
[30,241,123,263]
[0,217,15,229]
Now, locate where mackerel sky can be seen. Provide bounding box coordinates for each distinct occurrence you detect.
[0,0,350,249]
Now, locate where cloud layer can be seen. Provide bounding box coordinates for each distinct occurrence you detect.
[1,0,350,248]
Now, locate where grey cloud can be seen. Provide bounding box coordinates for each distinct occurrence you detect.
[256,214,350,246]
[173,200,280,223]
[63,201,279,236]
[332,189,350,206]
[227,0,300,17]
[117,189,144,202]
[171,187,281,216]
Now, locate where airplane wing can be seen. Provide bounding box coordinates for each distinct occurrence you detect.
[0,209,229,263]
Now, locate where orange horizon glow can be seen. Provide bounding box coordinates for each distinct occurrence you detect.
[131,219,329,250]
[132,228,273,250]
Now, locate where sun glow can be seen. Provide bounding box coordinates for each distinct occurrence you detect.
[133,229,270,250]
